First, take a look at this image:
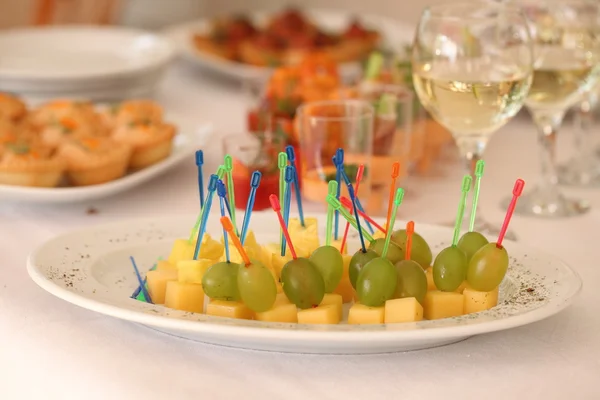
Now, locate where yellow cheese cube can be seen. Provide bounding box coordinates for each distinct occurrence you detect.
[167,238,195,264]
[385,297,423,323]
[320,293,343,320]
[348,303,385,325]
[164,281,204,313]
[425,267,437,291]
[146,269,178,304]
[463,286,499,314]
[206,300,254,320]
[333,255,355,303]
[177,259,213,283]
[455,281,468,294]
[255,303,298,323]
[297,304,340,324]
[423,291,464,320]
[155,260,176,272]
[274,292,291,306]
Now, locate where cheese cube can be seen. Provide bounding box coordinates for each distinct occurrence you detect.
[177,259,213,283]
[146,269,178,304]
[425,267,437,291]
[320,293,343,320]
[385,297,423,323]
[274,292,291,306]
[167,239,195,264]
[333,255,355,303]
[155,260,176,272]
[455,281,468,294]
[297,304,340,324]
[206,300,254,320]
[348,303,385,325]
[463,286,499,314]
[255,303,298,323]
[164,281,204,313]
[423,291,464,320]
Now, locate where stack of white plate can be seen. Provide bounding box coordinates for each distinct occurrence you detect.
[0,26,175,102]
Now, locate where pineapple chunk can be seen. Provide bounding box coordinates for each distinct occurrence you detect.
[167,238,195,264]
[146,269,178,304]
[288,217,320,254]
[274,292,291,306]
[297,304,340,324]
[348,303,385,324]
[372,229,386,240]
[329,239,348,255]
[177,259,213,283]
[385,297,423,323]
[320,293,343,320]
[423,291,464,320]
[155,260,176,272]
[272,252,292,278]
[206,300,254,320]
[255,303,298,323]
[199,234,224,260]
[425,267,437,291]
[455,281,468,294]
[164,281,204,313]
[463,286,499,314]
[333,255,355,303]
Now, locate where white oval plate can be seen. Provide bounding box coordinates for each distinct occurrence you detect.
[0,123,212,203]
[27,213,581,354]
[164,9,415,81]
[0,26,174,82]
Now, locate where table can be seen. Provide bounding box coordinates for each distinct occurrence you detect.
[1,63,598,400]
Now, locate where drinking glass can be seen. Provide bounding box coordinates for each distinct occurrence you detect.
[507,0,600,217]
[296,100,374,212]
[412,2,533,237]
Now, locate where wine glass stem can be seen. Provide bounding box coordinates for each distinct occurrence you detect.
[572,95,597,179]
[532,111,564,198]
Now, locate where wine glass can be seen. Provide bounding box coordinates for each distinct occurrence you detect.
[412,2,533,238]
[507,0,600,217]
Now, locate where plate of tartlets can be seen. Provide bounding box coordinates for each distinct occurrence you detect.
[164,8,415,81]
[0,94,211,203]
[27,212,581,354]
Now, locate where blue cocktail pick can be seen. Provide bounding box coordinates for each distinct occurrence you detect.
[193,174,218,260]
[195,150,205,208]
[241,171,261,245]
[281,166,294,256]
[217,180,231,262]
[285,145,305,228]
[340,169,375,234]
[130,256,153,304]
[347,183,367,252]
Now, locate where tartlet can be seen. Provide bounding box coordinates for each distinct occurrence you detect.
[100,100,163,131]
[0,93,27,122]
[57,137,131,186]
[112,121,175,169]
[0,141,64,187]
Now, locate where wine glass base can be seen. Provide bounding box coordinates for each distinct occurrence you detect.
[440,218,517,242]
[557,162,600,187]
[501,189,590,218]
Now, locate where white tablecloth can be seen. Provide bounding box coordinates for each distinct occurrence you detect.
[1,63,599,400]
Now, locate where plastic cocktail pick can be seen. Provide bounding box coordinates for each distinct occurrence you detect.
[281,166,294,256]
[195,150,205,208]
[340,164,365,253]
[326,195,374,243]
[216,180,231,262]
[220,216,251,266]
[130,256,153,304]
[405,221,414,261]
[216,164,226,180]
[452,175,473,247]
[189,165,227,242]
[347,183,367,252]
[216,179,237,235]
[339,167,374,234]
[224,155,237,231]
[333,150,343,240]
[381,188,404,259]
[469,160,485,232]
[131,258,160,299]
[339,197,386,233]
[286,145,305,227]
[325,180,338,246]
[386,162,400,231]
[240,171,261,245]
[278,152,288,245]
[193,174,219,260]
[270,195,297,259]
[497,179,525,248]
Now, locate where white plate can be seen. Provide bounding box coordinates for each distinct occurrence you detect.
[0,26,174,82]
[0,124,212,203]
[164,9,415,81]
[27,213,582,354]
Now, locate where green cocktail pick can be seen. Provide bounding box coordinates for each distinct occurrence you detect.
[326,195,374,243]
[381,188,404,259]
[224,155,237,232]
[189,164,227,242]
[325,180,338,246]
[469,160,485,232]
[452,175,472,246]
[278,152,288,245]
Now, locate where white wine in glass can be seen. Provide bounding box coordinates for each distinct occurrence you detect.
[412,2,533,238]
[508,0,600,217]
